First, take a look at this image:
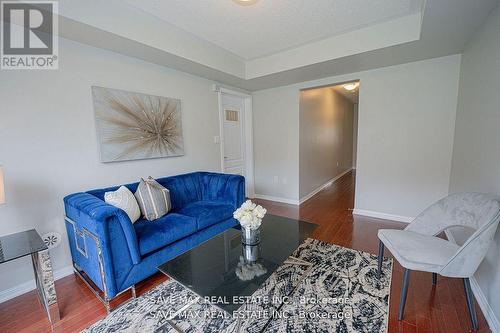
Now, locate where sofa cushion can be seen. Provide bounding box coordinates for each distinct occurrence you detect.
[134,213,197,256]
[176,201,235,230]
[156,173,202,210]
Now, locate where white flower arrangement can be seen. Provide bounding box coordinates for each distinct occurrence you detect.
[233,200,267,230]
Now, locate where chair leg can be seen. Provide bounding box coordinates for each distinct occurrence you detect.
[377,240,384,278]
[432,273,437,285]
[463,278,479,331]
[398,269,411,320]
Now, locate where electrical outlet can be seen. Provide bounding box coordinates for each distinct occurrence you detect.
[213,136,220,144]
[273,176,279,184]
[336,162,339,167]
[282,177,288,185]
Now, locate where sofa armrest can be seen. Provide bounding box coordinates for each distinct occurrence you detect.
[64,193,141,265]
[200,173,245,209]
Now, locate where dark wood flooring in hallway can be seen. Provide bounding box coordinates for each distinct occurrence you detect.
[0,171,488,332]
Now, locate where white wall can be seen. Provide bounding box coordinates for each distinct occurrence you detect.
[449,5,500,329]
[252,88,300,202]
[253,55,461,215]
[299,88,354,199]
[0,38,224,297]
[355,56,460,218]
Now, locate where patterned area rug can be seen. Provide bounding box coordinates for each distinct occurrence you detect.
[84,239,393,333]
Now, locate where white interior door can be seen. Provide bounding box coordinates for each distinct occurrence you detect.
[221,93,245,176]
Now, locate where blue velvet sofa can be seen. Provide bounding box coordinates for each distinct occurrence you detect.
[63,172,244,309]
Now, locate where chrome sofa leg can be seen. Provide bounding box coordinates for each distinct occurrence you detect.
[131,285,137,299]
[104,298,111,314]
[72,262,113,314]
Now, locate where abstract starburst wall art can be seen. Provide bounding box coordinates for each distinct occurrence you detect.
[92,86,184,162]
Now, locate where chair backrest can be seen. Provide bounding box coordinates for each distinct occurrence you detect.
[406,192,500,278]
[405,192,500,236]
[440,211,500,277]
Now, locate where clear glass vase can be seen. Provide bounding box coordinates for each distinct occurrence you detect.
[241,226,260,245]
[242,243,260,262]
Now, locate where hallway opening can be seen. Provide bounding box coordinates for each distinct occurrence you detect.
[299,81,359,204]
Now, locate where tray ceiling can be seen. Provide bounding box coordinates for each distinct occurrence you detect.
[124,0,422,60]
[55,0,500,90]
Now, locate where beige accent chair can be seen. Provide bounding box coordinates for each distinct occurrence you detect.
[377,193,500,331]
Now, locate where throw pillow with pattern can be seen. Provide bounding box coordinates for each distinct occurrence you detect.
[134,176,171,221]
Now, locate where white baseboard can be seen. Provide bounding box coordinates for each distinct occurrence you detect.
[254,169,354,206]
[0,265,73,304]
[299,168,353,205]
[253,194,300,205]
[469,276,500,332]
[352,209,414,223]
[444,230,500,332]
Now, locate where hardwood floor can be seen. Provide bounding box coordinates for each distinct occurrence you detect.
[0,171,488,332]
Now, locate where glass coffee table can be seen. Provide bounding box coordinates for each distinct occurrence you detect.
[158,214,317,313]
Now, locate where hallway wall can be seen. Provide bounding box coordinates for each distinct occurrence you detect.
[448,5,500,329]
[299,87,354,199]
[253,55,461,211]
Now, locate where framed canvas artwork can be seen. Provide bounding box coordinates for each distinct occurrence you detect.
[92,86,184,162]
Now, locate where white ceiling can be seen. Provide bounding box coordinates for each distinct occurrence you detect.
[54,0,500,90]
[123,0,422,60]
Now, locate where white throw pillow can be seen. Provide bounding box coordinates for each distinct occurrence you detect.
[104,186,141,223]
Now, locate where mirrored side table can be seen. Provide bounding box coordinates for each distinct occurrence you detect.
[0,229,60,324]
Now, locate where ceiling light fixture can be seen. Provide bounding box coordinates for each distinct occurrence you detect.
[343,82,359,91]
[233,0,259,6]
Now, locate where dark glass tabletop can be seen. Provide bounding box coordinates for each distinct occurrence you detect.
[158,214,317,313]
[0,229,47,264]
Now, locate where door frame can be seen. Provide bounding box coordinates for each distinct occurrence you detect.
[215,85,255,198]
